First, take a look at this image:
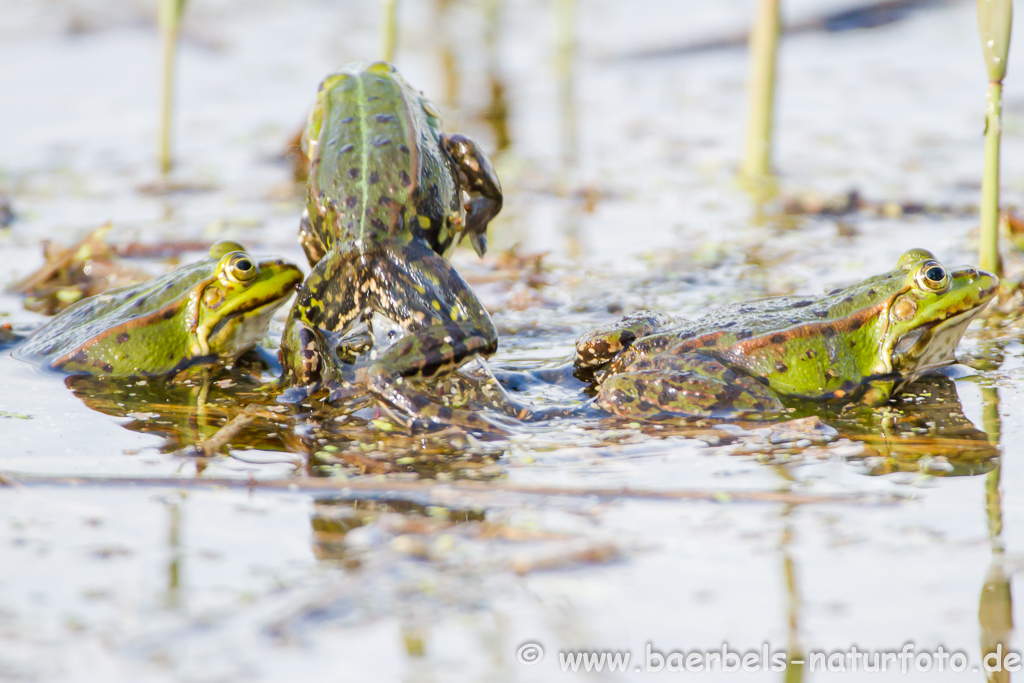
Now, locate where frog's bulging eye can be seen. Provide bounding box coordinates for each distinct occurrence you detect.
[225,254,259,283]
[916,262,949,292]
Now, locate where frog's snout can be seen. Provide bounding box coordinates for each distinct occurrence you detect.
[964,267,1000,300]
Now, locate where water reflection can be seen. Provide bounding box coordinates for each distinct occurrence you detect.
[779,503,804,683]
[165,495,183,609]
[828,375,999,477]
[64,363,297,455]
[979,384,1014,683]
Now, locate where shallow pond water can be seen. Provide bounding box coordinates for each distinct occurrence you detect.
[3,0,1024,680]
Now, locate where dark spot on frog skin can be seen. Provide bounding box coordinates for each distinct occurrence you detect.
[738,306,754,314]
[70,350,88,364]
[774,361,788,373]
[341,116,355,124]
[374,113,394,123]
[135,299,146,308]
[735,330,753,340]
[868,289,877,297]
[348,168,360,180]
[842,295,855,305]
[378,196,393,207]
[828,288,843,295]
[340,196,357,210]
[101,362,114,373]
[769,333,787,345]
[814,310,829,319]
[339,143,354,153]
[398,144,410,154]
[370,218,387,231]
[399,170,412,187]
[373,137,391,148]
[163,309,176,320]
[368,171,380,185]
[721,321,736,328]
[803,349,817,360]
[848,339,857,348]
[116,332,130,345]
[821,327,837,338]
[792,299,813,308]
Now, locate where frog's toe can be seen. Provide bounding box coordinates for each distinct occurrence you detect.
[326,379,365,403]
[276,384,315,404]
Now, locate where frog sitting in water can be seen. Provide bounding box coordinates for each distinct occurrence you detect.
[573,249,997,419]
[15,242,303,377]
[278,61,503,419]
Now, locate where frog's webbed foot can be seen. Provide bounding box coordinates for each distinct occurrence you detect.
[442,133,502,257]
[597,352,784,420]
[575,310,682,371]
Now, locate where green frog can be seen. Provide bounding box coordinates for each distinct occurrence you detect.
[278,61,503,419]
[574,249,997,419]
[16,241,303,377]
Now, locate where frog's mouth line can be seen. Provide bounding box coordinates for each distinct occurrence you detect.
[890,305,986,375]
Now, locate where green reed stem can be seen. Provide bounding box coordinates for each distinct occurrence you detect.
[158,0,186,176]
[977,0,1011,275]
[555,0,578,166]
[741,0,780,179]
[980,83,1003,275]
[381,0,398,62]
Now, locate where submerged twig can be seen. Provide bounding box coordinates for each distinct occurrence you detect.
[0,471,904,506]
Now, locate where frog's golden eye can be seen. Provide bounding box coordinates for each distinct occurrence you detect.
[915,261,949,292]
[224,254,259,283]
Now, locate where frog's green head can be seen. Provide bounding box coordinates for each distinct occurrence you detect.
[880,248,997,378]
[188,241,304,360]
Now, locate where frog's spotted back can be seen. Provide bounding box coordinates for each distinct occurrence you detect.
[304,62,461,260]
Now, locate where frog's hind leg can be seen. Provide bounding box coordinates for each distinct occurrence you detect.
[575,310,682,371]
[597,352,784,420]
[358,242,500,427]
[441,134,502,257]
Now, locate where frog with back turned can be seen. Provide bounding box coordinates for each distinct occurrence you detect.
[278,61,504,422]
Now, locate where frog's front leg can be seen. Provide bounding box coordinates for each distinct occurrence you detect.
[597,352,784,420]
[297,208,329,267]
[358,242,499,425]
[575,310,682,371]
[278,249,363,393]
[442,134,503,257]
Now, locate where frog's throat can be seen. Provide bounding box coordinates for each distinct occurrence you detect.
[890,306,985,375]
